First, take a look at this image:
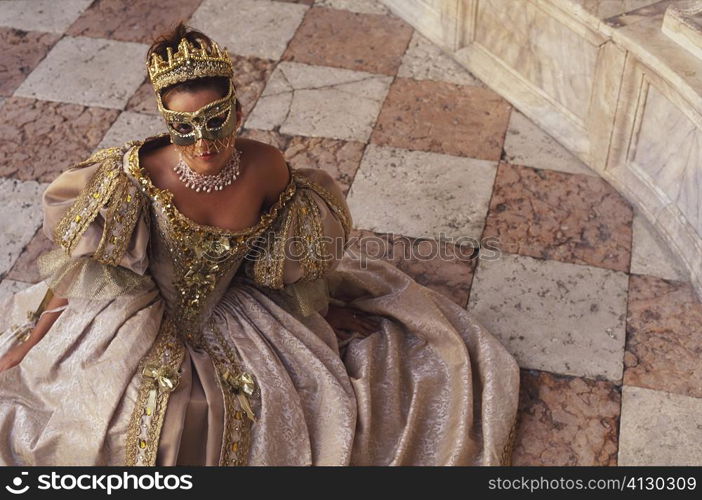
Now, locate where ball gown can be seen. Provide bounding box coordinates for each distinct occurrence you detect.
[0,133,520,466]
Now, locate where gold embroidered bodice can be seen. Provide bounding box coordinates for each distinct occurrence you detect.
[122,138,297,347]
[119,136,299,467]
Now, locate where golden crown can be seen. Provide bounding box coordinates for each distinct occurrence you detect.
[147,37,234,93]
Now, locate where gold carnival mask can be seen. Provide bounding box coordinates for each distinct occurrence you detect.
[157,81,238,152]
[147,36,238,154]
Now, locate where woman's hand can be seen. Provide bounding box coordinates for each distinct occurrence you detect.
[0,293,68,373]
[0,341,33,373]
[324,304,381,342]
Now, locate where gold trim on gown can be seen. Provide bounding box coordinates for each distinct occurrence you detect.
[0,134,520,466]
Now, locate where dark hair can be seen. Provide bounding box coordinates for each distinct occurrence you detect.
[148,22,241,111]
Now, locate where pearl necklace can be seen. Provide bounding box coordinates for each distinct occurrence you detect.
[173,149,242,192]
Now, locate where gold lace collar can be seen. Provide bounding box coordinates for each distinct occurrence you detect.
[125,134,297,237]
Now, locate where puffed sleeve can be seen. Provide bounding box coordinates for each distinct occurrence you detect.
[242,167,352,317]
[37,145,154,300]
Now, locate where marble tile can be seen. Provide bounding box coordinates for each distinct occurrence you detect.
[503,109,597,176]
[397,31,487,88]
[482,162,634,273]
[246,61,392,142]
[285,136,365,194]
[14,36,148,109]
[630,210,689,282]
[0,178,47,276]
[314,0,391,15]
[6,228,54,285]
[0,97,119,183]
[624,274,702,398]
[0,28,61,97]
[97,111,166,149]
[346,143,498,241]
[125,79,158,115]
[226,54,279,118]
[190,0,307,60]
[67,0,204,43]
[512,369,620,466]
[240,129,365,196]
[371,78,511,161]
[282,137,364,196]
[345,228,477,307]
[467,252,629,382]
[0,279,33,305]
[0,0,93,33]
[397,31,485,87]
[618,385,702,465]
[282,6,412,76]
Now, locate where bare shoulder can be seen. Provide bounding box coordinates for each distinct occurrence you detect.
[239,138,291,206]
[138,136,174,176]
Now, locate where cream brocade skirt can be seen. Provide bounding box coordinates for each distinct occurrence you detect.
[0,254,520,466]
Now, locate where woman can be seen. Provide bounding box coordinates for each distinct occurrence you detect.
[0,23,520,466]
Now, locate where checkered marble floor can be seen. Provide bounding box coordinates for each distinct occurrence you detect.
[1,0,700,466]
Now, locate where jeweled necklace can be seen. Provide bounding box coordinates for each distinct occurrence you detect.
[174,148,242,193]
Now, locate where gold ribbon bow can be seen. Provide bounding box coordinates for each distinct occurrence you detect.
[142,362,180,417]
[142,363,180,391]
[221,369,257,422]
